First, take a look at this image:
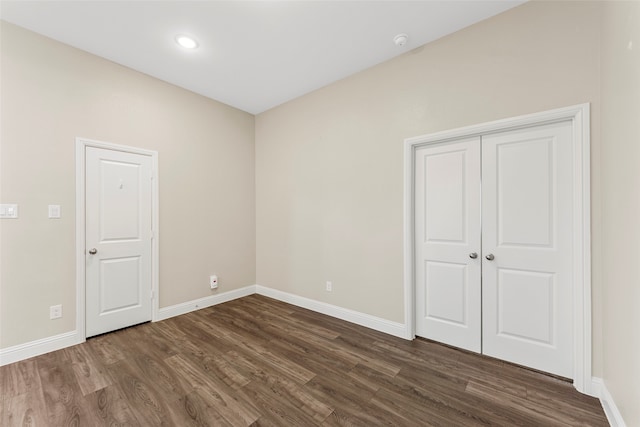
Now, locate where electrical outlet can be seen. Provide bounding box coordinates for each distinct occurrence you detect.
[48,204,61,219]
[326,281,332,292]
[50,304,62,319]
[210,275,218,289]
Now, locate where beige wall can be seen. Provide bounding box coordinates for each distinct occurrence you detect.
[0,22,256,348]
[256,0,603,374]
[4,3,639,420]
[601,1,640,425]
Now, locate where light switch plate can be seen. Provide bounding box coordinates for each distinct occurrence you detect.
[48,205,61,219]
[0,204,18,219]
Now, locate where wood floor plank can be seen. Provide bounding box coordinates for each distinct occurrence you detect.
[0,359,43,401]
[257,373,334,422]
[1,389,49,427]
[526,386,609,423]
[133,353,187,397]
[237,379,327,426]
[310,382,403,427]
[165,354,261,426]
[83,384,140,426]
[260,334,359,381]
[370,386,473,427]
[124,320,179,360]
[64,343,113,396]
[36,361,86,423]
[304,370,379,413]
[85,332,127,366]
[466,379,607,426]
[386,371,520,426]
[107,361,182,426]
[0,294,608,426]
[190,353,252,390]
[248,306,341,341]
[39,364,82,417]
[153,318,225,360]
[178,389,234,427]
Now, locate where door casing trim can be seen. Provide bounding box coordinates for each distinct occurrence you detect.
[75,137,160,341]
[402,104,592,395]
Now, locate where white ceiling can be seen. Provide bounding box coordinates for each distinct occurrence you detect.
[0,1,524,114]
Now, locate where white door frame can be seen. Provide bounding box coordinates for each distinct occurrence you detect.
[75,137,160,340]
[402,104,592,395]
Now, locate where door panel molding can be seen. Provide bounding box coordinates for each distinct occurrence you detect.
[403,104,592,394]
[75,137,159,340]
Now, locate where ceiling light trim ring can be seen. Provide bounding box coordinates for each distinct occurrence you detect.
[175,34,199,49]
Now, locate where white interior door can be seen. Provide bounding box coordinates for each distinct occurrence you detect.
[85,146,153,337]
[415,138,482,353]
[481,121,573,378]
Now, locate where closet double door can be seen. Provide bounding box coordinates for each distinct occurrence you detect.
[415,121,573,378]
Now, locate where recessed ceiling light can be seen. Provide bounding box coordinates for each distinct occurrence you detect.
[175,34,199,49]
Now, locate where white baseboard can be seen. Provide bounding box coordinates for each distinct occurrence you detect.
[0,286,256,366]
[255,285,409,339]
[589,376,603,398]
[1,284,409,366]
[155,285,256,321]
[595,377,627,427]
[0,330,83,367]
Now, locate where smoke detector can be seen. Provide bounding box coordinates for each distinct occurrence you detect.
[393,33,408,47]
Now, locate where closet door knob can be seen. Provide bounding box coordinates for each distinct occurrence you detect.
[485,254,495,261]
[469,252,478,259]
[88,248,97,255]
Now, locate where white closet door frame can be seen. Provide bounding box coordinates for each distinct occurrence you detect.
[402,104,592,396]
[75,137,160,341]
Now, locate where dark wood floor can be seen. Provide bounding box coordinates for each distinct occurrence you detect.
[1,295,608,426]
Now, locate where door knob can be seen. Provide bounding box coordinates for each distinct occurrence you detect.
[485,254,495,261]
[88,248,97,255]
[469,252,478,259]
